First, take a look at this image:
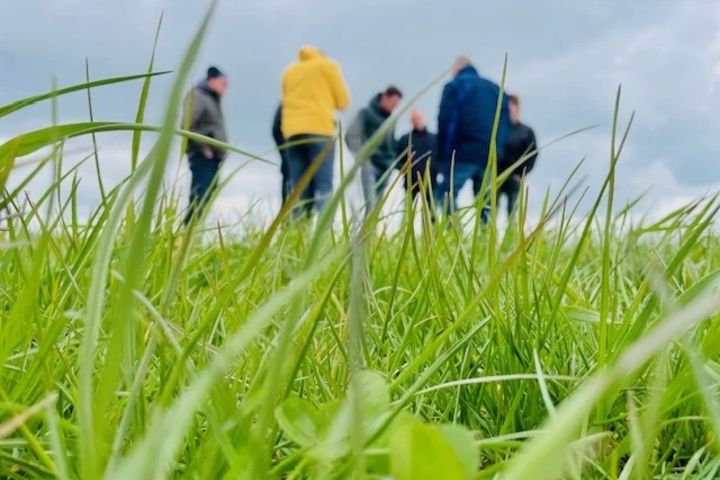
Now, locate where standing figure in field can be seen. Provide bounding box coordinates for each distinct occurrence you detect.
[396,109,437,204]
[183,66,229,224]
[281,45,351,217]
[272,104,291,205]
[476,93,539,217]
[346,86,403,215]
[436,56,511,221]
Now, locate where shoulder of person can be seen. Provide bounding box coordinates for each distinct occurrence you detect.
[322,57,342,72]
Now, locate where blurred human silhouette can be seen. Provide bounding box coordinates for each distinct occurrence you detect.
[346,85,403,215]
[182,66,229,224]
[397,109,437,203]
[436,56,511,221]
[281,46,351,218]
[473,93,538,216]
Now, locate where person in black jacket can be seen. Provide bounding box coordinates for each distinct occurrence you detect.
[474,94,538,216]
[436,56,511,220]
[396,109,437,202]
[272,104,291,205]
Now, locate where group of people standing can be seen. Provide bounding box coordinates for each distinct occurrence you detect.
[182,48,538,224]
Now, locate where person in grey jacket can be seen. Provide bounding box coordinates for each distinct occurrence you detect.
[182,66,229,224]
[346,85,403,216]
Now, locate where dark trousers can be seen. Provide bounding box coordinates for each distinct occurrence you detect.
[437,162,490,222]
[286,134,335,218]
[402,166,435,207]
[472,173,521,217]
[498,176,521,216]
[360,161,391,215]
[184,152,220,224]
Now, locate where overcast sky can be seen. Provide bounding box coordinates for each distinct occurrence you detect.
[1,0,719,222]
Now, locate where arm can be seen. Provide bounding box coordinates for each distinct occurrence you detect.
[345,111,366,155]
[272,105,284,146]
[182,89,205,132]
[328,61,351,111]
[437,82,457,165]
[182,90,213,157]
[524,127,539,174]
[496,93,511,160]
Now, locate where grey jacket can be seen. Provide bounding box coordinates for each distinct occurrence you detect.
[346,94,397,170]
[182,82,228,160]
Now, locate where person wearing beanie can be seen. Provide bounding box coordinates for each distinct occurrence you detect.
[182,66,229,224]
[281,46,351,218]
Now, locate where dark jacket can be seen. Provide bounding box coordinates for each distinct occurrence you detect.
[397,128,437,175]
[272,104,284,147]
[437,65,510,166]
[182,82,228,160]
[346,94,397,170]
[272,104,291,179]
[500,122,538,175]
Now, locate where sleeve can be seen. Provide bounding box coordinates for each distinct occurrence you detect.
[524,127,539,174]
[272,105,284,146]
[328,61,351,111]
[397,133,410,161]
[182,90,205,132]
[437,82,457,165]
[496,93,512,159]
[345,111,366,155]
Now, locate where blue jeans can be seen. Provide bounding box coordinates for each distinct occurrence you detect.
[437,162,490,222]
[286,135,335,218]
[185,151,221,224]
[360,161,391,215]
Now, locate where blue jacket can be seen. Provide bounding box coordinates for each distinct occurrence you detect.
[437,65,510,166]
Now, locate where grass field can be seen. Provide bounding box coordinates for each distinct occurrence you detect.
[3,4,720,479]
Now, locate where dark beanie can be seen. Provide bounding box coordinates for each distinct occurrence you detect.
[207,66,225,79]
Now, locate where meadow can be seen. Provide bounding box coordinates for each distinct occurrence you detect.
[3,3,720,479]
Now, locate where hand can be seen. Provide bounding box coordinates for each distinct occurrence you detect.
[203,146,214,159]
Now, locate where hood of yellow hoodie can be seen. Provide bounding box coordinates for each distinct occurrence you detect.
[298,45,322,61]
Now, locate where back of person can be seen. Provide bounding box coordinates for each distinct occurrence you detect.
[281,46,351,139]
[436,57,510,220]
[280,46,351,217]
[500,123,538,174]
[438,63,510,165]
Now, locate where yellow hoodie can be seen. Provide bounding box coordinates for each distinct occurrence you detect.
[281,46,351,138]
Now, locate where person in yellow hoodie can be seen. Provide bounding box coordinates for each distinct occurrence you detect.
[281,45,351,217]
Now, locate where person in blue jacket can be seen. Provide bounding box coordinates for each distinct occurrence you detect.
[436,56,511,220]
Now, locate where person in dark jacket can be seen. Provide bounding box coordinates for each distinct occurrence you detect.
[346,86,403,215]
[182,66,229,224]
[475,94,538,216]
[272,104,292,205]
[396,109,437,202]
[436,56,511,220]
